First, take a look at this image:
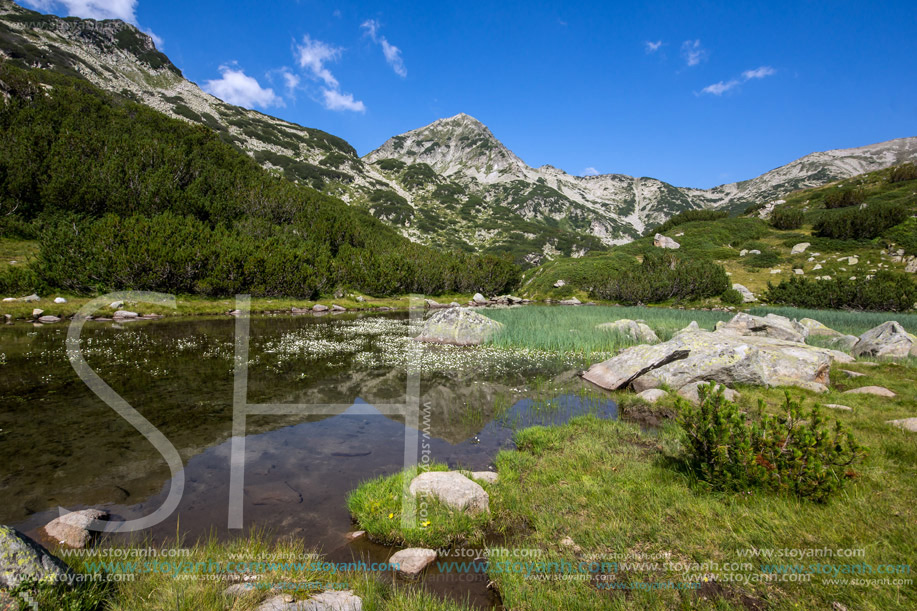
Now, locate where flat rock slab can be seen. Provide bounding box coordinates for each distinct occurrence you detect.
[257,591,362,611]
[677,382,741,405]
[43,508,108,548]
[823,404,853,411]
[389,548,437,579]
[716,312,808,343]
[0,525,72,589]
[843,386,896,398]
[887,418,917,433]
[414,308,503,346]
[583,330,849,394]
[636,388,669,404]
[409,471,489,514]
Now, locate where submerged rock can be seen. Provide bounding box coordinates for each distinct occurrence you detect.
[414,308,503,346]
[851,321,917,359]
[389,548,437,579]
[0,525,72,589]
[408,471,489,514]
[596,319,660,344]
[582,330,851,394]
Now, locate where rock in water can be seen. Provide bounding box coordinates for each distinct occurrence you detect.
[582,330,851,394]
[798,318,842,337]
[414,308,503,346]
[0,525,72,589]
[716,312,808,343]
[851,321,917,359]
[653,233,680,249]
[408,471,489,514]
[596,319,660,344]
[312,304,329,312]
[389,548,437,579]
[43,509,108,548]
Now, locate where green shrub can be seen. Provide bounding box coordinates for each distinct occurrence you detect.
[888,162,917,184]
[644,209,728,237]
[744,251,781,269]
[591,250,729,304]
[375,158,406,172]
[721,288,743,305]
[770,207,804,230]
[0,264,45,295]
[677,385,863,502]
[823,188,866,209]
[764,272,917,312]
[814,202,908,240]
[883,217,917,256]
[743,201,768,216]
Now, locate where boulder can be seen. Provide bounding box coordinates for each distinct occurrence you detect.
[731,283,757,303]
[43,509,107,548]
[1,297,15,302]
[559,297,581,305]
[109,301,124,309]
[851,321,917,359]
[596,319,660,344]
[31,308,43,318]
[716,312,808,343]
[0,525,72,589]
[424,299,441,308]
[38,315,61,324]
[506,295,523,304]
[674,321,701,336]
[553,279,566,288]
[798,318,842,337]
[887,418,917,433]
[677,382,741,405]
[54,297,67,304]
[636,388,669,404]
[653,233,680,249]
[389,548,437,580]
[331,304,346,312]
[113,310,138,319]
[828,334,859,351]
[748,249,761,255]
[907,258,917,274]
[414,308,503,346]
[843,386,896,398]
[472,293,488,304]
[791,242,811,255]
[582,330,851,395]
[408,471,489,514]
[312,304,329,312]
[20,294,39,302]
[258,592,362,611]
[840,369,865,378]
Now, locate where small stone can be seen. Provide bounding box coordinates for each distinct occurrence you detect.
[823,404,853,411]
[32,308,43,318]
[470,471,498,484]
[794,269,804,275]
[21,294,39,302]
[38,315,61,324]
[345,530,365,542]
[839,369,865,378]
[559,297,582,305]
[389,548,437,579]
[887,418,917,432]
[472,293,488,304]
[791,242,811,254]
[356,296,365,302]
[409,471,489,514]
[54,297,67,304]
[636,388,669,404]
[1,297,15,302]
[553,279,566,288]
[43,508,108,548]
[113,310,138,319]
[731,284,757,303]
[331,304,346,312]
[560,536,582,553]
[843,386,896,398]
[312,304,329,312]
[109,301,124,309]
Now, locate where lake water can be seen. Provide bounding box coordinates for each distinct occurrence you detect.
[0,310,616,608]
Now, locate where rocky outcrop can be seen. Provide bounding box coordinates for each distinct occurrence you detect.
[389,548,437,579]
[0,525,71,589]
[716,312,808,343]
[596,319,660,344]
[414,308,503,346]
[851,321,917,359]
[582,329,851,394]
[43,509,107,548]
[408,471,489,514]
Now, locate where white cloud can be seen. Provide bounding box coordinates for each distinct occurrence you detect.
[322,88,365,112]
[203,65,281,109]
[742,65,776,80]
[361,19,407,78]
[644,40,663,53]
[23,0,162,46]
[701,80,739,96]
[295,35,342,88]
[681,39,707,66]
[281,70,300,93]
[583,167,600,176]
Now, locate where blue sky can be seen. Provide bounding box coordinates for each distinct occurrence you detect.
[22,0,917,188]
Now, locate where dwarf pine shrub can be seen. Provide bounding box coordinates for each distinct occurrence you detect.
[677,384,863,502]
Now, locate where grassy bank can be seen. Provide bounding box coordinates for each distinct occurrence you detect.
[349,359,917,609]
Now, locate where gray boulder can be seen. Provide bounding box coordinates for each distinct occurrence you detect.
[408,471,489,514]
[677,382,741,405]
[414,308,503,346]
[54,297,67,304]
[791,242,811,254]
[653,233,680,249]
[716,312,808,343]
[257,591,364,611]
[674,321,701,336]
[113,310,138,319]
[37,315,61,324]
[843,386,896,398]
[582,330,851,395]
[312,304,329,312]
[731,284,757,303]
[887,418,917,433]
[389,548,437,580]
[43,509,107,549]
[20,294,39,302]
[553,279,566,288]
[559,297,581,305]
[469,471,498,484]
[829,334,860,351]
[596,319,660,344]
[799,318,842,337]
[851,321,917,359]
[0,525,72,589]
[472,293,488,304]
